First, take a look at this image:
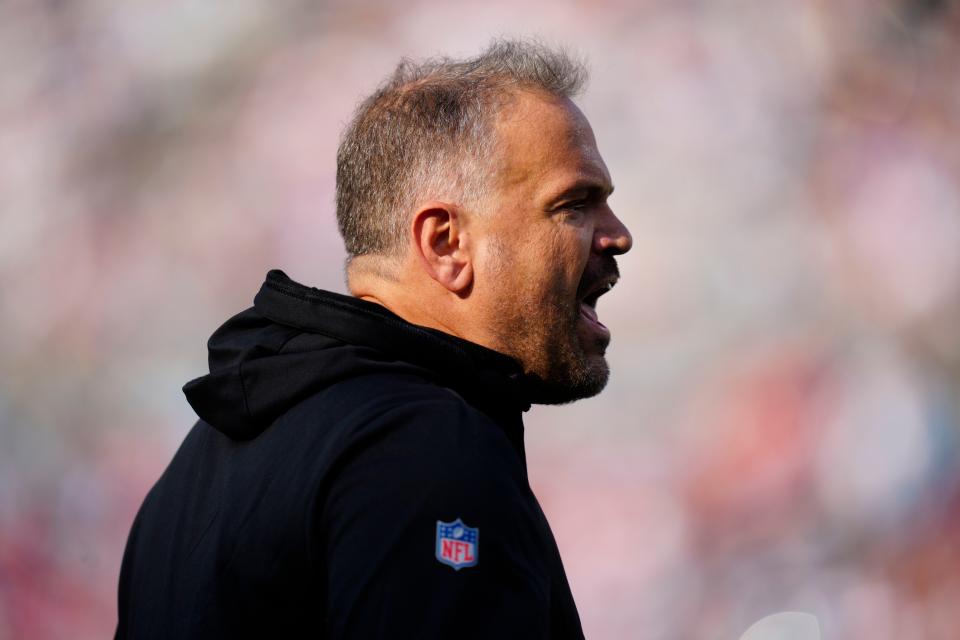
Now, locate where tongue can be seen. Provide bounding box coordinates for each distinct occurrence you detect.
[580,301,600,324]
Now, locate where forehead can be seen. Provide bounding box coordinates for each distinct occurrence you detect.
[491,91,610,196]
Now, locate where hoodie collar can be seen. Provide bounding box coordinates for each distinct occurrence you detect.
[255,269,526,388]
[184,270,531,441]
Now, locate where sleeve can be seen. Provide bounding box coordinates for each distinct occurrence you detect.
[314,395,553,639]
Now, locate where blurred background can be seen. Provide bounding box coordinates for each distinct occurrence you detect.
[1,0,958,638]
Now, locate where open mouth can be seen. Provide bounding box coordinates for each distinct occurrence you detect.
[577,279,616,332]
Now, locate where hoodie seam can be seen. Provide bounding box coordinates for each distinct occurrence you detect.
[275,329,304,355]
[237,360,253,421]
[234,325,301,418]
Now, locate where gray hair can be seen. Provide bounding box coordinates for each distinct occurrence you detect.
[335,39,587,261]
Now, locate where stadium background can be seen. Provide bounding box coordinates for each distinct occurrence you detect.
[2,0,959,637]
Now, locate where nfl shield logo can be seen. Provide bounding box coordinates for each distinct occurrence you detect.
[435,518,479,570]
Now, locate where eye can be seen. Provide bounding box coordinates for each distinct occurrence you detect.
[548,196,594,223]
[560,200,588,216]
[551,201,590,226]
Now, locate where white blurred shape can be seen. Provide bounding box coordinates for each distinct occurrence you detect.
[739,612,821,640]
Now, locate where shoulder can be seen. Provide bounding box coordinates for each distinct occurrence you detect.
[286,371,515,458]
[293,371,528,514]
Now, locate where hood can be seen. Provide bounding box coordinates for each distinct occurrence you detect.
[183,270,531,440]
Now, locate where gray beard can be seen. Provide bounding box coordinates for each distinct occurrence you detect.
[493,294,610,405]
[523,326,610,405]
[484,239,611,405]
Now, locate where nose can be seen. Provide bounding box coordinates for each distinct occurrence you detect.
[594,207,633,255]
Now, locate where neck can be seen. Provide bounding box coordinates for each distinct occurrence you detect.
[349,267,465,342]
[348,260,505,356]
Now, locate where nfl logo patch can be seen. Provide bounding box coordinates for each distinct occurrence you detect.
[435,518,479,570]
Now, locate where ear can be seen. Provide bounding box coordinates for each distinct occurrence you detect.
[410,201,473,295]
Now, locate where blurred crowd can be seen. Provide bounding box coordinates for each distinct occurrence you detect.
[1,0,958,638]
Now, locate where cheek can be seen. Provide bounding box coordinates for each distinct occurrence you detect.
[547,231,591,288]
[535,244,587,311]
[488,222,588,300]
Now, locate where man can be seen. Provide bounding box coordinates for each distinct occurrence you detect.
[117,39,631,638]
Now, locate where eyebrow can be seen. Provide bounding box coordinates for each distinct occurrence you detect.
[545,178,615,207]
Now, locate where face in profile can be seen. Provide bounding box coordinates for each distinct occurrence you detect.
[476,90,633,404]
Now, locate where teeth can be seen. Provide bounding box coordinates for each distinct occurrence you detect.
[580,281,615,304]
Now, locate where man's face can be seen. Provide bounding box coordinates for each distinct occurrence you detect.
[475,91,632,404]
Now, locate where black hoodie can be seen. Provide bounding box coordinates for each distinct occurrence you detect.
[116,270,585,639]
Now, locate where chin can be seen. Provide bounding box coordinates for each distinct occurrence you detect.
[510,310,613,405]
[525,355,610,406]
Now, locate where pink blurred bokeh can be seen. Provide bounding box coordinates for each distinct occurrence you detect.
[2,1,959,638]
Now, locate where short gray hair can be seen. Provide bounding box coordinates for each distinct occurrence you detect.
[335,39,587,261]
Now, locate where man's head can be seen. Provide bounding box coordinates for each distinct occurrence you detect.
[337,40,632,404]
